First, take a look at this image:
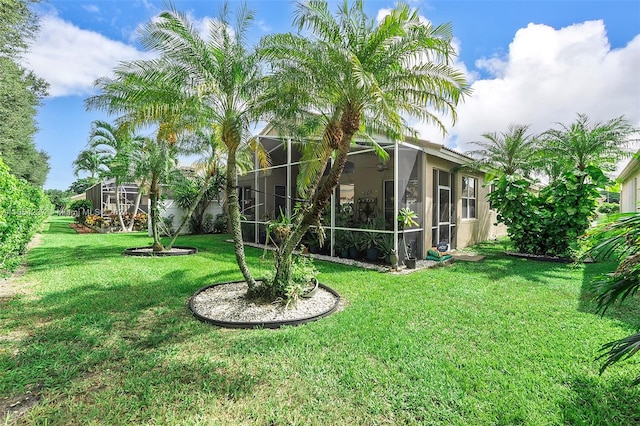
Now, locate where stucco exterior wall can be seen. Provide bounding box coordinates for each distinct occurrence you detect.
[620,174,639,212]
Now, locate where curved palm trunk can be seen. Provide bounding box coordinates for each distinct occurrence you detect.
[149,174,164,251]
[113,179,126,231]
[167,174,212,249]
[226,147,257,291]
[272,116,357,289]
[125,188,144,232]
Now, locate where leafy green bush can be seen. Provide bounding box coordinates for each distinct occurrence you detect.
[489,166,608,257]
[68,199,93,224]
[0,158,51,274]
[597,202,620,215]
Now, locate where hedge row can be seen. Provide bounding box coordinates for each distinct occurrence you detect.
[0,157,52,275]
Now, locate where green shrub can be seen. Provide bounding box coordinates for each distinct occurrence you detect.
[597,202,619,215]
[0,158,52,274]
[68,199,93,224]
[489,165,608,257]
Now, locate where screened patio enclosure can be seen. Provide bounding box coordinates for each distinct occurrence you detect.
[237,135,435,262]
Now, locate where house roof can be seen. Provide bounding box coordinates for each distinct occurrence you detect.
[257,123,472,167]
[618,149,640,182]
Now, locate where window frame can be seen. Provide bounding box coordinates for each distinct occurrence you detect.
[461,176,477,219]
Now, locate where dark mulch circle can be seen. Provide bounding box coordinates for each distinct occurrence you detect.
[123,246,198,257]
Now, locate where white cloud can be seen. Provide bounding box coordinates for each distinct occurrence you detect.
[81,4,100,13]
[22,15,152,97]
[417,20,640,153]
[376,8,392,23]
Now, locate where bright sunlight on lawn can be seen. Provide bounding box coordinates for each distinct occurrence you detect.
[1,216,639,425]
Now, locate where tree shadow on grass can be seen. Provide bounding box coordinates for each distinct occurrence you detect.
[0,268,261,414]
[577,261,640,331]
[560,375,640,425]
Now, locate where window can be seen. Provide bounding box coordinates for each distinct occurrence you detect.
[462,176,477,219]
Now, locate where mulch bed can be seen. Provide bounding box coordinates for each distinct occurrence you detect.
[68,223,98,234]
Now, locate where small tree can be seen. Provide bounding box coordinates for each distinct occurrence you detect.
[483,115,637,257]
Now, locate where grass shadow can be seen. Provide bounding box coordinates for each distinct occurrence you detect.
[0,268,261,403]
[560,375,640,425]
[577,261,640,331]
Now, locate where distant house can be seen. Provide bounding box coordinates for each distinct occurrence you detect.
[619,150,640,213]
[237,125,506,260]
[82,176,224,234]
[84,179,149,215]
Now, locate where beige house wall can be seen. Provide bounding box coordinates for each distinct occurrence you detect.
[619,152,640,213]
[620,174,639,212]
[454,171,506,248]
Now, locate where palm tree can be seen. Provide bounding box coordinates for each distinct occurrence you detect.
[86,49,189,250]
[541,114,637,183]
[465,124,539,177]
[258,0,469,293]
[72,147,108,179]
[119,3,268,282]
[87,120,142,231]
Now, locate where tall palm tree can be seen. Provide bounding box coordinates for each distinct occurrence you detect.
[541,114,637,183]
[88,120,142,231]
[465,124,539,178]
[72,147,107,179]
[259,0,469,292]
[116,3,268,282]
[86,48,189,250]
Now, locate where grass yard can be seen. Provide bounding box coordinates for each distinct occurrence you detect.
[1,216,639,425]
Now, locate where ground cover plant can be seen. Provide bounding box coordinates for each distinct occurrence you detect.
[1,216,639,425]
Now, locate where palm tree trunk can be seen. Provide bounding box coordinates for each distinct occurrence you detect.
[150,175,164,251]
[272,120,356,290]
[167,174,212,249]
[125,185,144,232]
[114,179,126,231]
[227,147,257,291]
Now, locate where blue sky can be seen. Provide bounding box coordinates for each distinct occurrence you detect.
[23,0,640,190]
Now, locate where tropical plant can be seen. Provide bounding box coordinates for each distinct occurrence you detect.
[466,124,540,178]
[397,208,419,261]
[397,208,419,230]
[168,163,225,248]
[376,233,395,262]
[580,212,640,385]
[484,115,638,257]
[72,147,108,179]
[541,114,637,178]
[99,3,268,271]
[258,0,469,299]
[87,120,144,231]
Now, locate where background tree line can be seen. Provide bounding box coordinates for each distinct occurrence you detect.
[0,0,50,187]
[0,0,52,273]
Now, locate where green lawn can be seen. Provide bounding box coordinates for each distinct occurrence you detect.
[1,216,639,425]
